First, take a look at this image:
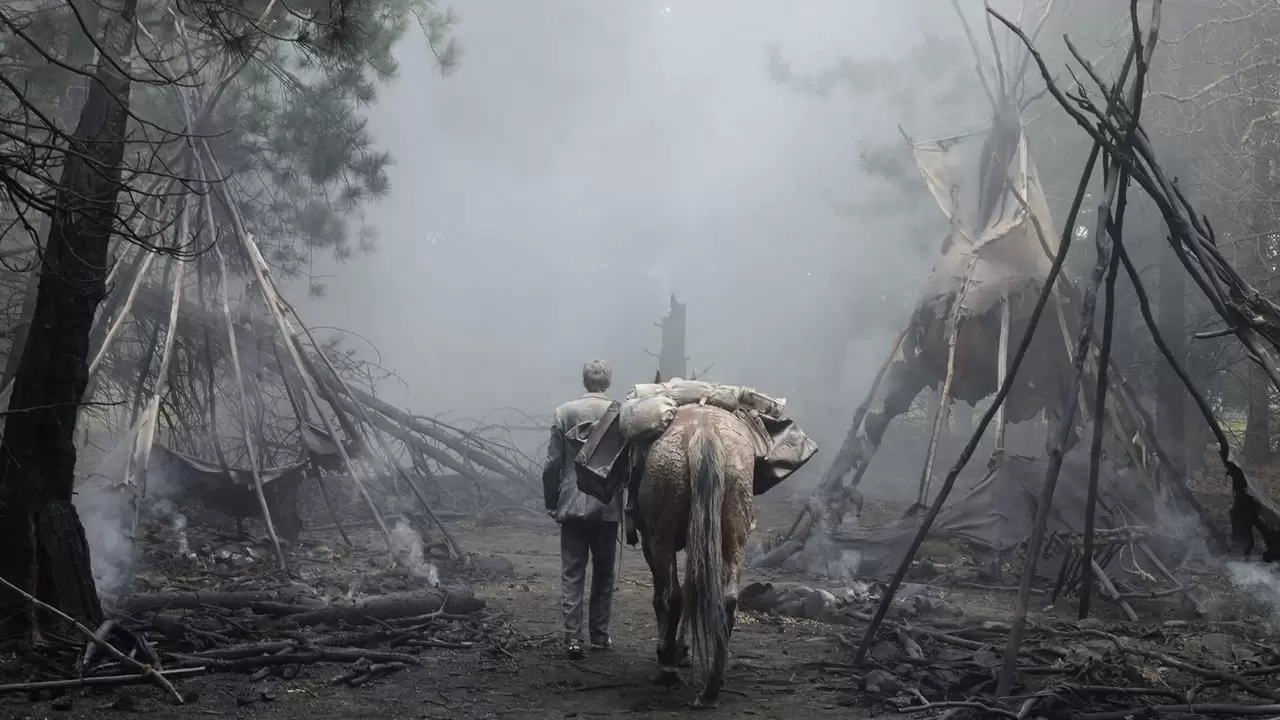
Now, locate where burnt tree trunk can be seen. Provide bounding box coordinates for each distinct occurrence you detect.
[1,0,105,395]
[658,295,687,381]
[0,0,139,638]
[1245,364,1272,463]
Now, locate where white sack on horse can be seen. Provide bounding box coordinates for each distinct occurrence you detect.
[628,382,667,400]
[619,395,679,440]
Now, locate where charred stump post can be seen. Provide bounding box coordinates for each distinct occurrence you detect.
[658,295,687,382]
[0,0,141,637]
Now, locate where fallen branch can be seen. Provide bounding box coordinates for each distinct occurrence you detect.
[113,589,320,613]
[0,667,206,695]
[283,589,484,628]
[898,700,1021,719]
[335,660,409,687]
[1084,629,1280,703]
[170,645,421,672]
[1078,704,1280,720]
[0,575,185,703]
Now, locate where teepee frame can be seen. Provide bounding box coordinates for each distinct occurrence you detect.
[49,9,533,592]
[835,0,1280,699]
[785,0,1200,551]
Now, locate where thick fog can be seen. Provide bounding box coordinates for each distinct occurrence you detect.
[297,0,972,450]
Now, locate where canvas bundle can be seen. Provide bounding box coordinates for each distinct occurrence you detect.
[619,378,789,440]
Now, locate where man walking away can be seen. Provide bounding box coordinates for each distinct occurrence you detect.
[542,359,623,660]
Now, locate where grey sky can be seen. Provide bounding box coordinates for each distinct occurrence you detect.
[296,0,966,446]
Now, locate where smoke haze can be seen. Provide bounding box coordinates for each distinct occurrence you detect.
[295,0,969,455]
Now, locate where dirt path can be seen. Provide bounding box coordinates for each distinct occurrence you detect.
[5,516,868,720]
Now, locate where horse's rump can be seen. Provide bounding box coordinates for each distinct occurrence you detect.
[637,405,755,685]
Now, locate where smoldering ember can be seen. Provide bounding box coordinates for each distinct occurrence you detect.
[9,1,1280,719]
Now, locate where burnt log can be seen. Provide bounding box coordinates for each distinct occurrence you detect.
[284,589,484,627]
[114,589,323,614]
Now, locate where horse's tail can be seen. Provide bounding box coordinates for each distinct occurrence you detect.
[684,421,728,675]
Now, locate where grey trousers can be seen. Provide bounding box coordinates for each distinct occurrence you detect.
[559,519,619,644]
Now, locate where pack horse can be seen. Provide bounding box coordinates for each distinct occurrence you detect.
[638,403,756,707]
[569,379,818,707]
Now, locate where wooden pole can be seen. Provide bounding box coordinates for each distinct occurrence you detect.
[80,246,155,412]
[918,255,978,508]
[212,237,287,570]
[1079,241,1120,619]
[994,296,1011,455]
[125,243,186,587]
[995,121,1129,702]
[87,246,151,371]
[915,327,959,507]
[994,0,1158,694]
[201,142,394,553]
[950,0,998,107]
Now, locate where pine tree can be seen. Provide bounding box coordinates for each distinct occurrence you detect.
[0,0,459,640]
[0,0,142,635]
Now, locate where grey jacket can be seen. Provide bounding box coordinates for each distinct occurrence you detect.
[542,392,624,523]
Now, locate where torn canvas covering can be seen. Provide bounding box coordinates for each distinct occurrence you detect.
[79,420,309,539]
[827,445,1199,578]
[300,421,363,473]
[912,118,1059,321]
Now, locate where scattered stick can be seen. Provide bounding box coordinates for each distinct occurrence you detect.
[283,589,484,628]
[79,618,119,672]
[114,589,320,613]
[1084,629,1280,703]
[1078,704,1280,720]
[899,700,1021,719]
[0,667,206,695]
[211,236,287,570]
[0,575,185,703]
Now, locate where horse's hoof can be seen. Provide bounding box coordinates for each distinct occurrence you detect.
[653,668,682,687]
[691,695,719,710]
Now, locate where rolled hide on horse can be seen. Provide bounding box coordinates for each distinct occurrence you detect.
[566,379,818,707]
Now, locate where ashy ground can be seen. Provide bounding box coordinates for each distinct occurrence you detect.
[5,501,870,720]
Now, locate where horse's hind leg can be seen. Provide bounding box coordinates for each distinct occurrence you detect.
[696,493,751,708]
[645,541,682,684]
[701,574,739,704]
[659,552,689,669]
